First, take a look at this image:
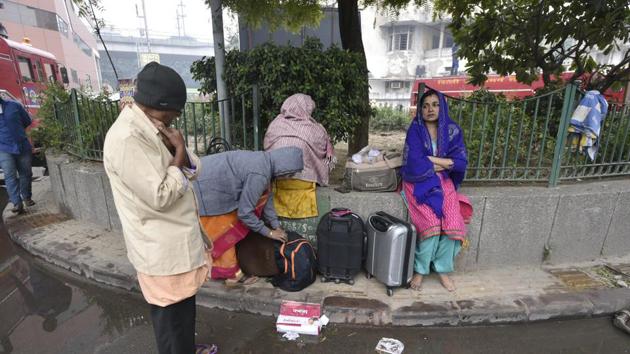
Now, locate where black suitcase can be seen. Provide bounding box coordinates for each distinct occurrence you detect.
[316,208,365,285]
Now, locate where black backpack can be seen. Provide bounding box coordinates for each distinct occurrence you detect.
[271,232,317,292]
[316,208,366,285]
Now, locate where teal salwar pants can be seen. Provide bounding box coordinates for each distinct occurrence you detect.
[414,235,461,275]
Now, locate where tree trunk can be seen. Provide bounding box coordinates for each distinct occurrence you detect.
[541,70,552,87]
[210,0,231,142]
[338,0,369,155]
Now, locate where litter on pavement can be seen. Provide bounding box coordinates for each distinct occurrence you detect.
[375,337,405,354]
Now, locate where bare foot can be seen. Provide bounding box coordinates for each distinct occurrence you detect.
[438,273,456,292]
[410,274,423,291]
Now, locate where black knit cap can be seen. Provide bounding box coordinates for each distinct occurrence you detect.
[133,62,186,112]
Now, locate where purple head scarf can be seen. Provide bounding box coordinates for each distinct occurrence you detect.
[400,90,468,218]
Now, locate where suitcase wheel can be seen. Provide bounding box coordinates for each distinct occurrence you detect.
[334,278,340,284]
[387,288,394,297]
[365,273,372,279]
[348,279,355,285]
[321,276,327,283]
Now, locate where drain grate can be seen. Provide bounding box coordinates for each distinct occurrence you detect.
[548,268,607,290]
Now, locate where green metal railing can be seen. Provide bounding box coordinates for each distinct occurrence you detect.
[54,87,262,160]
[55,83,629,186]
[417,82,630,186]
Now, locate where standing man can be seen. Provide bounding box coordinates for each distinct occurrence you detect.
[103,62,214,354]
[0,97,35,214]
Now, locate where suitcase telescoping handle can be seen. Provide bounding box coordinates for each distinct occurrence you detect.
[369,214,392,232]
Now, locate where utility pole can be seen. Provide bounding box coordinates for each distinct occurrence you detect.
[209,0,230,142]
[136,0,151,53]
[176,0,187,37]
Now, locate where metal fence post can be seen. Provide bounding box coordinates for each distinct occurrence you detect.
[416,82,426,115]
[70,89,85,158]
[548,82,578,187]
[252,84,260,151]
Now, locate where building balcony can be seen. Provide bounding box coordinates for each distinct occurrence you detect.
[424,47,453,59]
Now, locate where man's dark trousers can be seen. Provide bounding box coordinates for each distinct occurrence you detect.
[150,295,196,354]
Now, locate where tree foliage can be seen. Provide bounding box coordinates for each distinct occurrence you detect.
[191,38,370,143]
[433,0,630,91]
[213,0,323,32]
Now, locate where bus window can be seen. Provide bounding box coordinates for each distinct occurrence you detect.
[17,56,34,82]
[44,63,56,82]
[35,60,45,82]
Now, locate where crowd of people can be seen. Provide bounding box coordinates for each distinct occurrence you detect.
[0,61,471,354]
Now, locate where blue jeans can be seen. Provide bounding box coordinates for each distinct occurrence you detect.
[0,150,32,206]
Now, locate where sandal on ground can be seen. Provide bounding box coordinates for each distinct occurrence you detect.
[195,344,218,354]
[225,272,259,287]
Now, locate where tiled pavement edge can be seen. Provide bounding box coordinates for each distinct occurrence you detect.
[5,178,630,326]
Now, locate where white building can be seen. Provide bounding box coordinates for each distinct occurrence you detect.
[362,4,461,111]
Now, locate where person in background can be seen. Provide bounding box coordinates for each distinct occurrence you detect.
[264,94,335,219]
[103,62,215,354]
[401,89,468,292]
[193,147,303,285]
[0,97,35,214]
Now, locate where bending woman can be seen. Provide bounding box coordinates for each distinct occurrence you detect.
[401,89,468,292]
[193,147,303,285]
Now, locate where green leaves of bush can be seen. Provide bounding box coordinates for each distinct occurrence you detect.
[191,38,370,143]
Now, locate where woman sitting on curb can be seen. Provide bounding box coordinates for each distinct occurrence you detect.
[401,89,469,292]
[264,93,335,219]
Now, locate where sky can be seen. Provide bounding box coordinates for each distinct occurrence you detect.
[98,0,239,44]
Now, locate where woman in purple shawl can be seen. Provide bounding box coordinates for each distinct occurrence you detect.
[401,89,468,292]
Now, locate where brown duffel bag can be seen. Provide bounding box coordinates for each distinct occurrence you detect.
[236,232,280,276]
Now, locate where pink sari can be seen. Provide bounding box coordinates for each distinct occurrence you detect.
[403,174,467,241]
[200,193,268,279]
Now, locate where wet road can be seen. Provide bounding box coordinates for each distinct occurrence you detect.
[1,189,629,353]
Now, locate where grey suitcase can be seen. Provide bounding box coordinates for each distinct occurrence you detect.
[365,211,416,296]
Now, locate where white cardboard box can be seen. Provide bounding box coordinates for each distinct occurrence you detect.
[276,300,321,336]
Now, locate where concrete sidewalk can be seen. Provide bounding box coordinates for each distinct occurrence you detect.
[5,178,630,326]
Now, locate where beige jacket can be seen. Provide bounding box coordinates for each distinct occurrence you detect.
[103,104,206,276]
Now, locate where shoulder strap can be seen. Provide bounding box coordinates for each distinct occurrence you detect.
[279,242,288,274]
[290,241,309,280]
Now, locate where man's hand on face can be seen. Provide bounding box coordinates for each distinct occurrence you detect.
[153,121,185,150]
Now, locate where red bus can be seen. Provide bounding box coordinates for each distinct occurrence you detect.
[410,73,626,114]
[0,36,61,121]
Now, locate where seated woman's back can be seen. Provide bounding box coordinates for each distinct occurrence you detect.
[264,93,334,186]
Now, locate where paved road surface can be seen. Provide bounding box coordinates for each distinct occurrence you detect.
[1,189,629,353]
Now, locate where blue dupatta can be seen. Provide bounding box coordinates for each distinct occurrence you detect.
[400,91,468,218]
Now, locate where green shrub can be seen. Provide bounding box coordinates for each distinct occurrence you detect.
[370,106,411,131]
[31,82,69,151]
[191,38,370,143]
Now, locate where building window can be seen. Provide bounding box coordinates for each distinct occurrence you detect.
[388,26,413,51]
[44,63,56,81]
[0,1,59,31]
[73,33,92,57]
[35,60,45,82]
[388,81,411,90]
[71,69,79,84]
[432,34,440,49]
[57,15,69,37]
[444,34,454,48]
[17,56,34,82]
